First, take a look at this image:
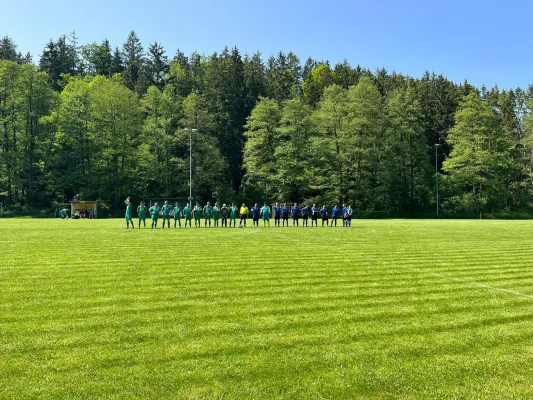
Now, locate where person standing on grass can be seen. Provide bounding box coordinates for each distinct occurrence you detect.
[261,202,271,227]
[193,202,202,228]
[342,203,347,227]
[251,203,260,227]
[273,202,281,227]
[282,203,290,227]
[149,202,161,229]
[203,201,213,227]
[320,205,329,227]
[220,204,229,227]
[331,204,340,227]
[125,197,134,229]
[292,203,300,227]
[183,203,193,228]
[345,205,353,227]
[173,202,182,228]
[137,201,147,228]
[301,205,309,227]
[212,202,220,227]
[239,203,249,228]
[311,204,319,227]
[161,200,172,229]
[229,203,238,227]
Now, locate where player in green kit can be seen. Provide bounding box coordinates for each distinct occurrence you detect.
[203,201,213,227]
[137,201,147,228]
[193,202,202,227]
[183,203,193,228]
[212,202,220,227]
[229,203,238,227]
[161,200,172,229]
[125,197,134,229]
[173,202,182,228]
[60,208,69,219]
[149,202,161,229]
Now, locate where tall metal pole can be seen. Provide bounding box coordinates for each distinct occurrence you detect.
[435,144,441,216]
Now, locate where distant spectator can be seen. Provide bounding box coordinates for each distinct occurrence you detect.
[60,208,69,219]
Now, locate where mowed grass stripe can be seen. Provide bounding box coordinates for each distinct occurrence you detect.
[2,219,533,399]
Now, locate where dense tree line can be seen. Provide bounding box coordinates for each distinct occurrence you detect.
[1,31,533,213]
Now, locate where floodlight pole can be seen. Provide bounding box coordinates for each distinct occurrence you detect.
[435,144,442,216]
[184,128,198,204]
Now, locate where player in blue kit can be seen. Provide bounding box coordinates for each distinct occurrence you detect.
[331,204,340,227]
[251,203,260,227]
[301,205,309,227]
[282,203,290,227]
[311,204,319,227]
[292,203,300,227]
[345,205,353,227]
[320,205,329,227]
[273,202,281,227]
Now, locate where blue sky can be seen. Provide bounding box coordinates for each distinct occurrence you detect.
[2,0,531,89]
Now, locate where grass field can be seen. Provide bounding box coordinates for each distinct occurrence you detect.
[2,219,533,399]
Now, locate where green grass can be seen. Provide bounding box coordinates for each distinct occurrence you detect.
[2,219,533,399]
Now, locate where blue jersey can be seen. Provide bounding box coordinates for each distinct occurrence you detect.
[274,206,281,217]
[302,207,309,217]
[292,206,300,217]
[342,207,347,217]
[252,206,260,217]
[320,207,328,217]
[345,207,353,216]
[332,207,339,217]
[282,206,290,217]
[312,207,319,216]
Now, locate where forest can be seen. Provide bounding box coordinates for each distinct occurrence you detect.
[1,31,532,214]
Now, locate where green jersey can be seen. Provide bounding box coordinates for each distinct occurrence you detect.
[203,205,212,218]
[161,204,172,218]
[173,207,182,219]
[149,206,161,219]
[212,206,220,219]
[125,203,132,219]
[229,206,238,219]
[184,206,192,218]
[193,205,202,219]
[137,205,147,218]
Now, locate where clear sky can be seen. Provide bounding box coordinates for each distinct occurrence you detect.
[1,0,531,89]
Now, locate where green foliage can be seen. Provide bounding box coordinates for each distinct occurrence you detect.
[275,99,315,201]
[313,84,349,203]
[345,76,385,208]
[243,97,281,198]
[1,35,532,213]
[302,63,333,106]
[0,61,55,205]
[0,35,18,62]
[443,92,514,212]
[378,86,430,211]
[122,31,146,94]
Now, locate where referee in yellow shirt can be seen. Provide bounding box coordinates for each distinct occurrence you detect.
[239,203,249,228]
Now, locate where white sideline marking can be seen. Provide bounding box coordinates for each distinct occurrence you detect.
[392,262,533,300]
